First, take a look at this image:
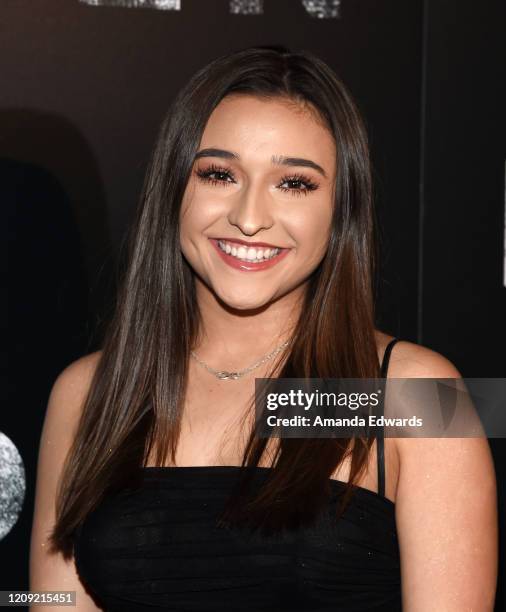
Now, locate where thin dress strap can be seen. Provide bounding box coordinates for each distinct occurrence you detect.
[376,338,400,498]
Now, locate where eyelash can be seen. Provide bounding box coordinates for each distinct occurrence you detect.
[194,164,319,196]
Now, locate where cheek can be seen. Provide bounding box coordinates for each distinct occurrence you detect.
[289,201,333,257]
[179,195,202,256]
[178,193,193,245]
[180,182,227,227]
[179,190,207,240]
[178,207,194,250]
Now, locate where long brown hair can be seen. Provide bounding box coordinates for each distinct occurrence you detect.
[49,45,381,559]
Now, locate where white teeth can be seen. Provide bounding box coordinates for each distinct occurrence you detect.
[217,240,280,262]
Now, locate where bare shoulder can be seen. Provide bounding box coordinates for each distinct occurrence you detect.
[378,336,471,458]
[377,335,491,494]
[35,348,104,501]
[49,350,103,414]
[375,330,461,378]
[39,349,104,462]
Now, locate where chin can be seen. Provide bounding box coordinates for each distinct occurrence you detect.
[215,286,273,311]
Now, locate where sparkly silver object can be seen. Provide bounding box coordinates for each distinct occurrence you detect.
[0,432,25,541]
[79,0,180,9]
[191,339,291,380]
[302,0,340,18]
[229,0,263,14]
[79,0,339,16]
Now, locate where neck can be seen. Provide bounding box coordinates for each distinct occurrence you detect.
[193,278,305,369]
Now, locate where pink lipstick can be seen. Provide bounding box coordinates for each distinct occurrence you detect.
[209,238,290,272]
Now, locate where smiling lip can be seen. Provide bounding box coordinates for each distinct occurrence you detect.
[209,238,290,272]
[212,237,283,249]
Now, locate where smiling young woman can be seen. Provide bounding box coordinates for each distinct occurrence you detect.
[30,46,497,611]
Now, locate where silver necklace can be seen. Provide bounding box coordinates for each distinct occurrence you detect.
[190,338,291,380]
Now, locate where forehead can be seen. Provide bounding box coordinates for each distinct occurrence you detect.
[199,94,336,168]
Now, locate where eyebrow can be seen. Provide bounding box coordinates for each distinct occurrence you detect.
[194,148,239,161]
[271,155,327,178]
[194,148,327,178]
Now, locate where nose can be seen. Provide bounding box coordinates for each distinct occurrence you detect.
[227,181,274,236]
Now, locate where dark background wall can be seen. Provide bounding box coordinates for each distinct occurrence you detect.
[2,0,504,608]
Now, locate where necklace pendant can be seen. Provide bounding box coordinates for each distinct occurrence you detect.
[216,370,240,380]
[217,370,231,380]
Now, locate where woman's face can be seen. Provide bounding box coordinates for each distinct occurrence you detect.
[180,94,337,310]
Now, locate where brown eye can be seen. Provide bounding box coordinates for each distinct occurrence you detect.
[195,165,236,185]
[277,174,319,196]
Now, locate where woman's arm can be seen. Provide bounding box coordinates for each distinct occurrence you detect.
[29,352,104,612]
[392,344,498,611]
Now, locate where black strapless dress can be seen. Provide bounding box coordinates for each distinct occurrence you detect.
[73,339,402,611]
